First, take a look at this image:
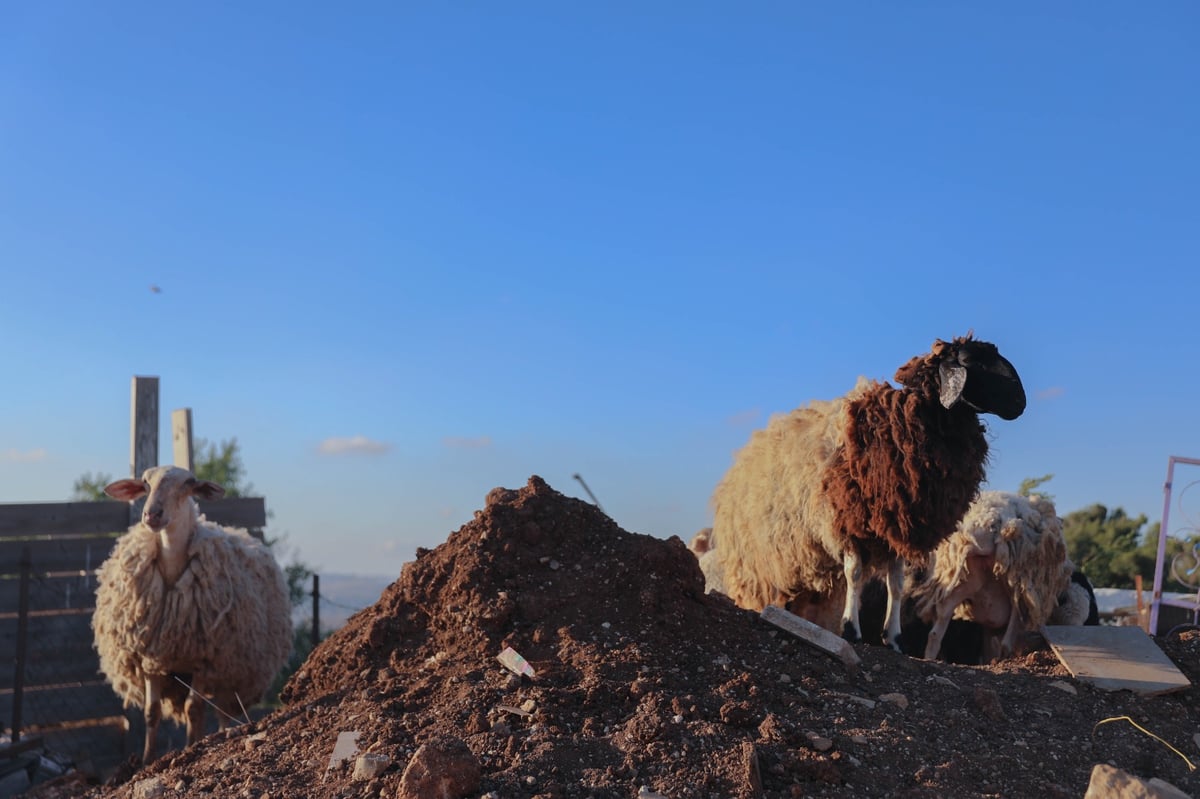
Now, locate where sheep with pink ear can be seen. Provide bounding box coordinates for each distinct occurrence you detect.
[92,466,292,763]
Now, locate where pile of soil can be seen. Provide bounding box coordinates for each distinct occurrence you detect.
[31,477,1200,798]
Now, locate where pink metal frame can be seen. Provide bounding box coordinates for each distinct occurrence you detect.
[1150,455,1200,634]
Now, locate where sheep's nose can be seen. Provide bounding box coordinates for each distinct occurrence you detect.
[144,510,165,529]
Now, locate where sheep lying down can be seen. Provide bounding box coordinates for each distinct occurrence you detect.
[93,466,293,762]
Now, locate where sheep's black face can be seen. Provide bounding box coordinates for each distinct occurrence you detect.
[955,341,1026,420]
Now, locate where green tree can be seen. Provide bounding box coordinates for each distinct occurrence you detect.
[72,472,117,502]
[193,437,252,498]
[1061,503,1198,591]
[1018,474,1055,501]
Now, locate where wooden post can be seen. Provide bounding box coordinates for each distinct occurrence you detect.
[12,545,31,743]
[130,377,159,524]
[312,574,320,646]
[172,408,194,472]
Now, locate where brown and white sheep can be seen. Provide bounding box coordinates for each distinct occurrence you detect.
[706,334,1025,650]
[93,466,292,762]
[908,491,1073,662]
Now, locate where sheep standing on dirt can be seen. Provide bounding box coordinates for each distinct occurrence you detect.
[707,334,1025,650]
[93,466,292,762]
[909,491,1073,662]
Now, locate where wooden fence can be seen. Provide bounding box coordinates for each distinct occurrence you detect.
[0,497,266,774]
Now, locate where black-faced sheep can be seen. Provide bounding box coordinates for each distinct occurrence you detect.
[92,466,292,762]
[908,491,1074,662]
[707,334,1025,650]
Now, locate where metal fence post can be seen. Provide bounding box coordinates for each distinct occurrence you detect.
[312,574,320,646]
[12,544,31,743]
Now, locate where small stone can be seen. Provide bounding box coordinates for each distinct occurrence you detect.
[779,673,791,683]
[353,753,391,781]
[395,736,481,799]
[672,714,684,724]
[520,699,536,713]
[973,687,1007,722]
[131,777,167,799]
[850,735,869,745]
[926,675,959,689]
[173,781,187,792]
[549,560,561,570]
[601,622,611,629]
[879,692,909,710]
[1049,680,1077,695]
[1084,763,1191,799]
[809,736,834,753]
[638,788,669,799]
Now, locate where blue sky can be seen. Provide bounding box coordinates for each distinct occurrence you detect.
[3,3,1198,576]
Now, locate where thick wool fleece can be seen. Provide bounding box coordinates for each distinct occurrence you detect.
[910,491,1072,632]
[93,519,292,723]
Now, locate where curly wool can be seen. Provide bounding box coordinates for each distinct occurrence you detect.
[710,357,989,614]
[911,492,1072,633]
[93,518,292,723]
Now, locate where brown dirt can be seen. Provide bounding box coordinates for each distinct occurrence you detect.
[29,476,1200,798]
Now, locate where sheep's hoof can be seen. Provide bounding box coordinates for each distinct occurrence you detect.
[841,621,861,643]
[884,633,904,654]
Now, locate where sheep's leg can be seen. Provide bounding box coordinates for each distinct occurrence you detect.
[840,551,864,643]
[923,583,976,660]
[184,678,207,748]
[143,676,162,764]
[996,606,1025,661]
[882,559,905,652]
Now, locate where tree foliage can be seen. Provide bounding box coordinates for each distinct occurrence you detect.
[72,472,117,502]
[1018,473,1055,501]
[1061,503,1200,592]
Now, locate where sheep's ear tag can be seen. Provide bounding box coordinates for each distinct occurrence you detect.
[938,362,967,409]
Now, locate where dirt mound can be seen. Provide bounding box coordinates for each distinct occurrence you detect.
[35,477,1200,798]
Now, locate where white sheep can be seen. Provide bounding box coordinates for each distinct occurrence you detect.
[908,491,1073,663]
[707,334,1025,650]
[92,466,292,762]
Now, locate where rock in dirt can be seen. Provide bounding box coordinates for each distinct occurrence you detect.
[1083,764,1190,799]
[353,753,391,781]
[395,736,480,799]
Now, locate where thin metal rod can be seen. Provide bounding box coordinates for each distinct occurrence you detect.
[572,473,604,514]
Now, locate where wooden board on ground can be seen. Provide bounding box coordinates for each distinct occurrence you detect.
[760,605,861,667]
[1042,624,1190,696]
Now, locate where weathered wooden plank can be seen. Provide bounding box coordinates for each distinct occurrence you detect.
[0,574,99,613]
[172,408,194,472]
[0,497,263,548]
[0,535,117,574]
[0,680,123,729]
[197,497,267,531]
[0,610,95,653]
[0,503,129,539]
[760,604,861,667]
[1043,624,1191,696]
[0,641,103,692]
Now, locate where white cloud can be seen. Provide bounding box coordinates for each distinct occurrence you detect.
[442,435,492,450]
[1036,387,1066,401]
[1,448,48,463]
[317,436,391,456]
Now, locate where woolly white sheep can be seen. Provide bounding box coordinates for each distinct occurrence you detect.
[93,466,292,762]
[908,491,1073,662]
[707,334,1025,650]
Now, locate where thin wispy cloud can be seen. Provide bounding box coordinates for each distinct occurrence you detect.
[726,408,762,427]
[442,435,493,450]
[317,436,391,456]
[1,448,48,463]
[1037,387,1066,401]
